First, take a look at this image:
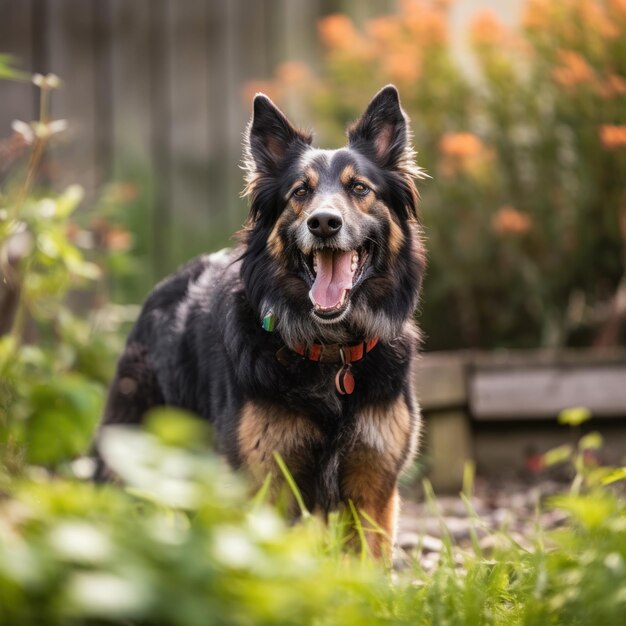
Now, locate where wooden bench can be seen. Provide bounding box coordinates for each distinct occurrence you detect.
[416,349,626,491]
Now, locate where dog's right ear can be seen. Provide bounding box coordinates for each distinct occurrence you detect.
[245,94,312,176]
[348,85,411,171]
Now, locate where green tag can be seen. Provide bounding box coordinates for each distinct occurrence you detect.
[262,310,276,332]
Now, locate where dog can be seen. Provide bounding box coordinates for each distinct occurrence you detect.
[96,85,426,558]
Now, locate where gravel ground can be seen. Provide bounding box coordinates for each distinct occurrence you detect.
[396,477,571,570]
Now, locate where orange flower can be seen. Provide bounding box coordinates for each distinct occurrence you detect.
[405,8,447,45]
[241,80,279,106]
[438,132,492,177]
[580,1,619,39]
[107,182,138,203]
[552,50,595,88]
[276,61,313,86]
[491,206,532,236]
[609,0,626,15]
[65,222,80,241]
[365,15,400,44]
[400,0,451,18]
[383,49,422,84]
[523,0,552,30]
[600,125,626,149]
[399,0,422,17]
[596,73,626,99]
[106,227,133,252]
[90,218,133,251]
[471,10,509,47]
[439,132,484,159]
[318,14,361,51]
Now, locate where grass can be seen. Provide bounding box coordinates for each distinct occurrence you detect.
[1,412,625,625]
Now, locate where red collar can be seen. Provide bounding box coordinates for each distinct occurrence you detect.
[292,338,379,364]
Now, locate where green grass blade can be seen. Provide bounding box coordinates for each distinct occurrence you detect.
[250,472,273,509]
[348,499,370,561]
[273,451,310,518]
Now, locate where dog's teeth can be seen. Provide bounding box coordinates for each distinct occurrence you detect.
[351,263,357,272]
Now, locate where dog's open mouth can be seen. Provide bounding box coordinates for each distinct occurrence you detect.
[302,246,369,321]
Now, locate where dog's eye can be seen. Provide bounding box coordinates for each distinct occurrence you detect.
[293,184,309,199]
[350,182,370,196]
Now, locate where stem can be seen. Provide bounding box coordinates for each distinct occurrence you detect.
[3,81,53,344]
[11,83,52,220]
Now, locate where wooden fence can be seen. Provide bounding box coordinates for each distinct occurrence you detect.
[1,0,397,281]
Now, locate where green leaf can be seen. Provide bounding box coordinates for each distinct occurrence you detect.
[542,444,573,467]
[601,467,626,486]
[68,259,102,281]
[0,54,30,81]
[25,374,104,465]
[558,406,592,427]
[144,407,211,449]
[55,184,84,218]
[0,335,17,373]
[578,431,603,451]
[549,493,617,529]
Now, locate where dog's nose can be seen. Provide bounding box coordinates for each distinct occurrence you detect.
[307,210,343,239]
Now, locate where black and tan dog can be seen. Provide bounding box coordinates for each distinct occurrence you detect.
[97,85,426,557]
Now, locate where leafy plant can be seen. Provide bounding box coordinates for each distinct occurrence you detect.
[252,0,626,350]
[1,406,625,625]
[0,65,132,474]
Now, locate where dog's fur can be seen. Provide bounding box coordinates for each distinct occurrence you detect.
[96,85,426,557]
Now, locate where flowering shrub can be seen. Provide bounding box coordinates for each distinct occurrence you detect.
[0,62,136,472]
[253,0,626,349]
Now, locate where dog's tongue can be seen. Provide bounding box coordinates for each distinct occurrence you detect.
[310,249,354,310]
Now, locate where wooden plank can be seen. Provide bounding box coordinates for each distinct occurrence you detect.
[92,0,114,185]
[109,0,156,286]
[0,0,35,138]
[148,0,172,278]
[168,0,213,265]
[204,0,233,243]
[424,409,473,492]
[470,364,626,419]
[221,0,247,232]
[45,0,98,197]
[109,0,153,177]
[415,352,468,411]
[193,0,250,244]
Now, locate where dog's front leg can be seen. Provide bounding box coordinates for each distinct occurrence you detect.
[341,455,400,559]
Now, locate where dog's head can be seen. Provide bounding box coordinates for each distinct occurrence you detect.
[241,85,426,348]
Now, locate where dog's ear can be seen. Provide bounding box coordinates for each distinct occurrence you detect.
[349,85,424,220]
[347,85,410,170]
[245,94,311,175]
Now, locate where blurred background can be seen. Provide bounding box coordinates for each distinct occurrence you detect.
[2,0,626,350]
[1,0,625,486]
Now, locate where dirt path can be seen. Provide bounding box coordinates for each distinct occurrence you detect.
[396,478,569,569]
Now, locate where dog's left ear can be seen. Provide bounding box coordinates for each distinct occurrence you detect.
[347,85,410,170]
[246,94,312,175]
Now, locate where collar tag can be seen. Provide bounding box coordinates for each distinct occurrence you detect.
[262,309,276,332]
[336,364,355,395]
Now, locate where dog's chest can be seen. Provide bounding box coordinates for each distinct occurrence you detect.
[236,396,415,510]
